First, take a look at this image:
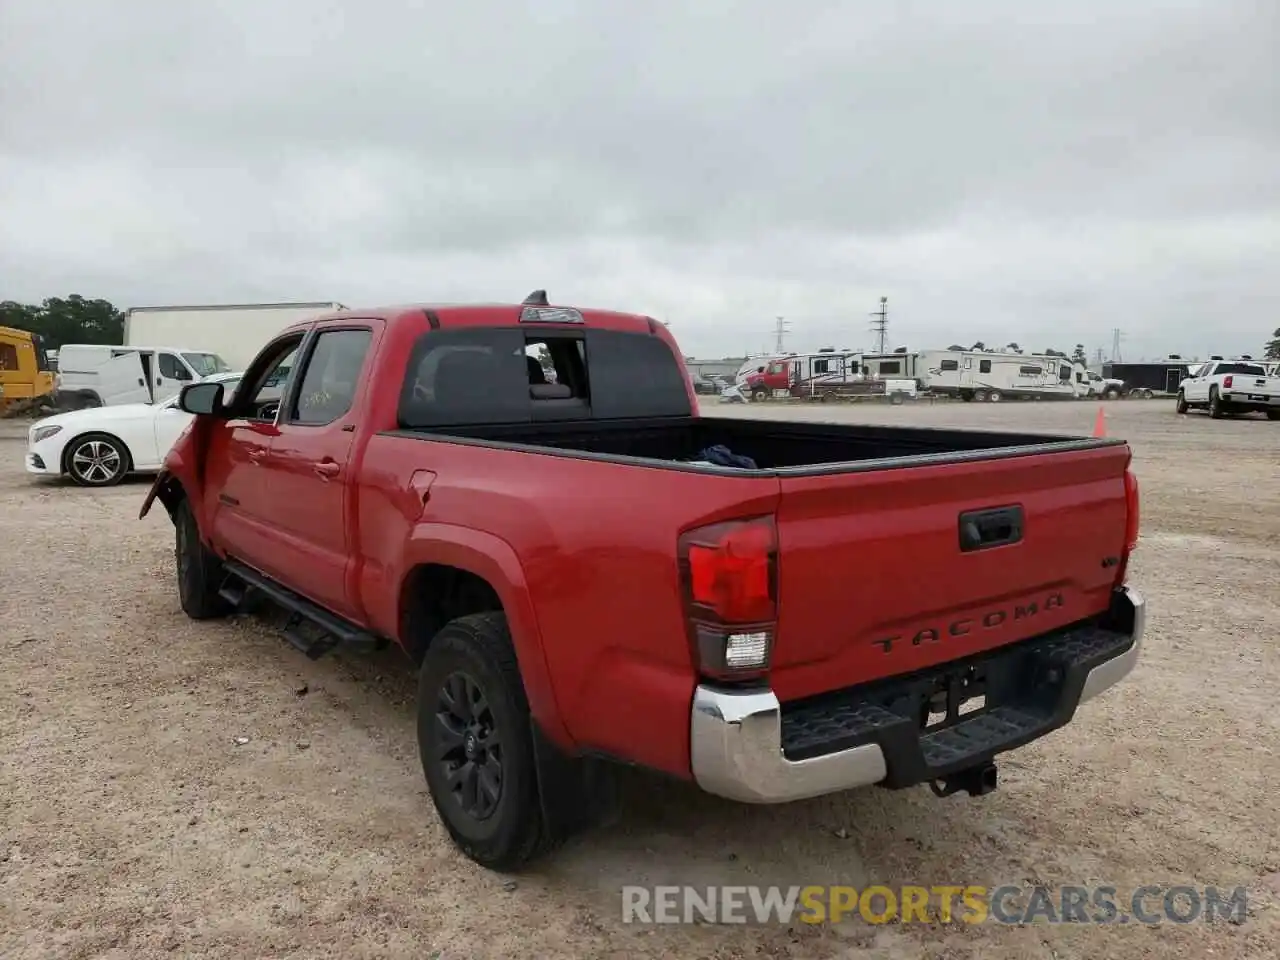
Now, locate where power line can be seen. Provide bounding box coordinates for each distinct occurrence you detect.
[772,316,791,353]
[1110,328,1124,362]
[868,297,889,355]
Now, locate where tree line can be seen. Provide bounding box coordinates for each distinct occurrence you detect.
[0,296,125,349]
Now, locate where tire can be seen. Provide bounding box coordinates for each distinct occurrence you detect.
[960,391,974,402]
[1267,409,1280,421]
[988,390,1002,403]
[974,390,988,402]
[1176,392,1188,414]
[1208,387,1225,419]
[174,498,231,619]
[750,388,768,402]
[1105,389,1120,400]
[417,612,550,870]
[64,433,130,487]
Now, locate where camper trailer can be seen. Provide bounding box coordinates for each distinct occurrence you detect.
[918,350,1087,401]
[740,350,860,399]
[860,350,921,384]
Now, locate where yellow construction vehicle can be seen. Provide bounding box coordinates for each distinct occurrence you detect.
[0,326,57,417]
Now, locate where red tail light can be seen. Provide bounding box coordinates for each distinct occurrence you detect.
[1223,375,1234,388]
[1115,468,1140,585]
[678,516,777,681]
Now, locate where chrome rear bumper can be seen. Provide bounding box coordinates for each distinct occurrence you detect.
[690,585,1146,804]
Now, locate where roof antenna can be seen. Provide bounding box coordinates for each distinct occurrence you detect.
[522,289,549,306]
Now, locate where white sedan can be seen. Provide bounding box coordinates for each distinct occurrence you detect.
[25,371,243,487]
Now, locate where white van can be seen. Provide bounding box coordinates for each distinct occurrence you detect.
[55,344,232,409]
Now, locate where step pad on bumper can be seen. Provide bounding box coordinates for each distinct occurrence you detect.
[779,619,1135,788]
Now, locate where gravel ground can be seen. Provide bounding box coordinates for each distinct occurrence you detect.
[1,399,1277,959]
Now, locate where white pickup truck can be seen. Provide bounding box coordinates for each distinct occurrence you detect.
[1176,359,1280,420]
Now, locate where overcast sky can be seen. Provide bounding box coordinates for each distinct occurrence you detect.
[1,1,1276,361]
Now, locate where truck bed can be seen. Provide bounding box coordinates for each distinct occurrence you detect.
[389,415,1119,473]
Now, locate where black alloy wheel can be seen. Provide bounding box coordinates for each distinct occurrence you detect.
[433,670,504,821]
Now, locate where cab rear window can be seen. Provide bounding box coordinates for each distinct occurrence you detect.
[397,326,692,428]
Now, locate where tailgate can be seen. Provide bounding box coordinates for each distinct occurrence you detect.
[769,443,1131,702]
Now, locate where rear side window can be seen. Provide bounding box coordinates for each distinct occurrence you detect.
[397,325,692,427]
[399,328,531,427]
[582,329,691,419]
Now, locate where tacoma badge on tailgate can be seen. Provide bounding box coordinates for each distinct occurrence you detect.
[873,591,1065,653]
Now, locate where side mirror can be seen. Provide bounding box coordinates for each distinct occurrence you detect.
[178,381,227,416]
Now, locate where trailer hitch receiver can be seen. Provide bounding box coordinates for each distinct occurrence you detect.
[929,762,998,798]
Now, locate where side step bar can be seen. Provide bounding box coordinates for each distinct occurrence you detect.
[219,558,384,660]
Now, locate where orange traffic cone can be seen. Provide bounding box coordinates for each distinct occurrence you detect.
[1092,406,1106,437]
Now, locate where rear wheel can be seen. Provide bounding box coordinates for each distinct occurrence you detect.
[417,612,551,870]
[64,433,129,487]
[750,388,768,402]
[1176,392,1189,414]
[974,390,988,402]
[1105,388,1121,400]
[1267,409,1280,421]
[1208,387,1225,419]
[174,499,231,619]
[987,390,1002,403]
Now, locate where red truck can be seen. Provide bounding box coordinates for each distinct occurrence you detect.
[140,293,1145,870]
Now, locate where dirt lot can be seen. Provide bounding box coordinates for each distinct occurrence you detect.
[2,399,1278,959]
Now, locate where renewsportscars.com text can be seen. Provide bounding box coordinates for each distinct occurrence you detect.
[621,884,1249,926]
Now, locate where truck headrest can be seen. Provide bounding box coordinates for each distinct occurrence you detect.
[434,350,500,406]
[530,383,572,400]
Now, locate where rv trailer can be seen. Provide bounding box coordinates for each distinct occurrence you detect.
[739,350,905,401]
[860,350,921,384]
[918,350,1087,401]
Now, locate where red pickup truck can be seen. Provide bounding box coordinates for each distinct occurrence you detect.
[140,293,1145,870]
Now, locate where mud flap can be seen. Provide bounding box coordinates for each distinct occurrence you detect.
[138,470,170,519]
[531,722,619,844]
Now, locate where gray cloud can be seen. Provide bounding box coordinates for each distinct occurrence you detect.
[1,0,1276,359]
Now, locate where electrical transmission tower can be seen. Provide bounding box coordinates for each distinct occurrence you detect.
[1110,328,1124,362]
[772,316,791,353]
[868,297,889,355]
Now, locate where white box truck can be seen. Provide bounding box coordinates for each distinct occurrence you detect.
[123,301,345,371]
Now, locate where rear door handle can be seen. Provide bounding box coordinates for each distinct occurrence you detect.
[959,505,1024,552]
[314,460,340,479]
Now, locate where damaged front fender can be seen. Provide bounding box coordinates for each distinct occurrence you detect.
[139,469,175,520]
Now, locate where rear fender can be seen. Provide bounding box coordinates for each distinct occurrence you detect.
[403,523,572,750]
